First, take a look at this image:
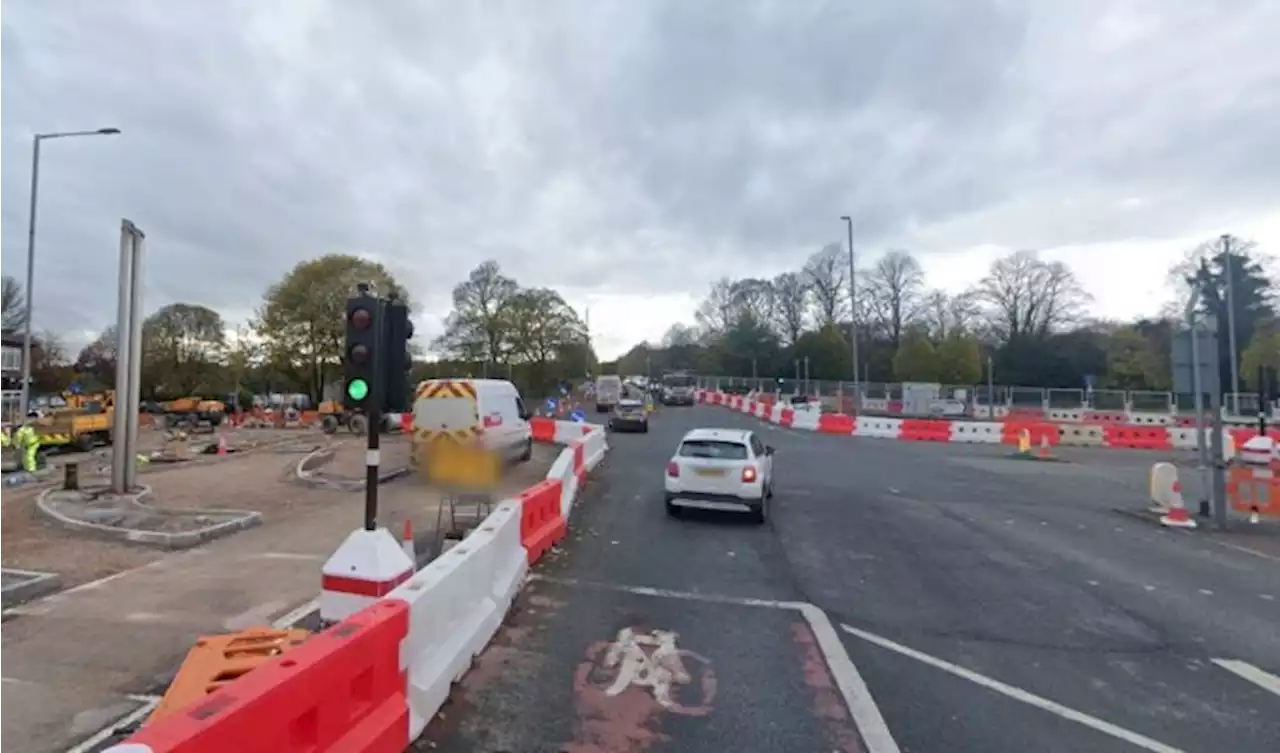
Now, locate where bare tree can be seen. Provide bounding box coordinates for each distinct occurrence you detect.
[661,323,698,348]
[864,250,925,347]
[920,290,981,340]
[803,244,847,327]
[2,275,26,331]
[771,272,809,345]
[973,251,1091,342]
[694,278,738,335]
[730,278,775,326]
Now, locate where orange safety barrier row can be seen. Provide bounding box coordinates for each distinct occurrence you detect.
[530,417,557,443]
[1102,425,1174,451]
[778,407,795,428]
[818,413,854,434]
[1000,421,1060,446]
[899,418,952,442]
[149,628,311,725]
[519,479,566,564]
[121,600,410,753]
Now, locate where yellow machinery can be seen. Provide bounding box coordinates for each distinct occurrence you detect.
[162,397,226,429]
[34,392,115,452]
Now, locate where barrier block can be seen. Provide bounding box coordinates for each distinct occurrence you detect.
[899,419,952,442]
[519,479,566,564]
[949,421,1002,444]
[1083,411,1127,425]
[1001,422,1059,447]
[529,417,556,443]
[818,414,854,435]
[778,408,795,428]
[1103,426,1173,451]
[1058,424,1105,447]
[855,416,903,439]
[113,601,410,753]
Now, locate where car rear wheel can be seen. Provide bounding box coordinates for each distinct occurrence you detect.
[749,495,768,524]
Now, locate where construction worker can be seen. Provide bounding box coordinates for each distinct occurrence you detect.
[15,420,41,473]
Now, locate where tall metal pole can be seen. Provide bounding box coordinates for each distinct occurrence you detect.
[1188,311,1210,517]
[19,136,42,420]
[986,355,995,418]
[841,216,860,409]
[1221,234,1240,414]
[123,225,145,491]
[111,223,136,493]
[18,128,121,419]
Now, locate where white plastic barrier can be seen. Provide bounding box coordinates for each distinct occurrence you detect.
[790,407,821,431]
[768,404,787,424]
[546,448,577,518]
[948,421,1002,444]
[862,398,889,412]
[855,416,903,439]
[392,500,528,739]
[1129,412,1175,426]
[1149,462,1179,512]
[580,426,608,471]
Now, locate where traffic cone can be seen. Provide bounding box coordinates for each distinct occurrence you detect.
[1250,507,1260,525]
[216,431,228,456]
[1159,481,1197,529]
[402,519,416,565]
[1037,434,1053,459]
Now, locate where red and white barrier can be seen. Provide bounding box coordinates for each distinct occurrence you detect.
[695,390,1280,453]
[107,419,608,753]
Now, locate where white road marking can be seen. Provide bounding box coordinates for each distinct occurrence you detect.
[271,596,321,629]
[1260,594,1275,601]
[223,599,289,631]
[1198,589,1214,596]
[1212,659,1280,697]
[255,552,325,561]
[601,627,692,709]
[841,623,1187,753]
[1209,538,1280,563]
[535,575,902,753]
[63,696,159,753]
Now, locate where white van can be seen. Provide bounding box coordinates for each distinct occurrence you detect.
[595,375,623,413]
[412,379,533,463]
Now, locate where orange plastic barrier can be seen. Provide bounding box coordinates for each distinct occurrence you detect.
[1227,464,1279,517]
[519,479,566,564]
[399,413,413,432]
[887,400,904,415]
[529,417,556,443]
[1000,422,1059,447]
[818,413,854,434]
[119,600,410,753]
[778,408,795,428]
[899,419,952,442]
[1228,427,1280,449]
[1102,426,1173,450]
[150,628,310,725]
[570,440,587,486]
[1084,411,1128,425]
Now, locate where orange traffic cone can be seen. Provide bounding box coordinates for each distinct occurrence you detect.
[1159,481,1197,529]
[1036,434,1054,459]
[402,519,416,564]
[216,432,228,456]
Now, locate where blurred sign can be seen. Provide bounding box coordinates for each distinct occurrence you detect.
[560,385,569,397]
[1083,374,1096,390]
[68,382,82,394]
[1172,328,1221,396]
[545,397,558,413]
[571,409,586,423]
[420,439,499,488]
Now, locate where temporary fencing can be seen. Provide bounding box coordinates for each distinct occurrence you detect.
[107,416,608,753]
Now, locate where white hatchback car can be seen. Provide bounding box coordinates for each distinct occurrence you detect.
[664,428,775,523]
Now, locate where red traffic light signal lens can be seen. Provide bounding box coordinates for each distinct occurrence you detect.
[349,344,370,364]
[350,308,372,329]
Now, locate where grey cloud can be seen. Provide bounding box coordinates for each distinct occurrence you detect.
[3,0,1278,353]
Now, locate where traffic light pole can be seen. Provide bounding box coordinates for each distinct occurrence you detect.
[364,299,386,532]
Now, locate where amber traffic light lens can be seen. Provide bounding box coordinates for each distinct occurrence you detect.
[349,344,370,364]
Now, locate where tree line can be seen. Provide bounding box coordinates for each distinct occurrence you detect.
[2,255,593,406]
[608,235,1279,393]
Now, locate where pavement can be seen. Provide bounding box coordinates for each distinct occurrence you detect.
[419,405,1280,753]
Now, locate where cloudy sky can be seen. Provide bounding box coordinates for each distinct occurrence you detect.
[3,0,1278,359]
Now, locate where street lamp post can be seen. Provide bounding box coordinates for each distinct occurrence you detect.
[19,127,121,419]
[840,215,860,406]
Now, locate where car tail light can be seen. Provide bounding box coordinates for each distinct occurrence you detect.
[741,465,758,483]
[667,461,680,478]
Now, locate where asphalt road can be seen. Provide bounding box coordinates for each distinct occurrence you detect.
[419,405,1280,753]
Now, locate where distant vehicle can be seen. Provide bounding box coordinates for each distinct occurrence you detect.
[595,375,623,413]
[412,378,533,464]
[661,371,697,406]
[663,428,775,523]
[609,398,649,433]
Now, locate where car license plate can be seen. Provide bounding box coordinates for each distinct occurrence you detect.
[695,468,724,477]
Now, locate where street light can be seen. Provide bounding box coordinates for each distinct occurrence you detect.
[19,127,121,418]
[840,215,860,403]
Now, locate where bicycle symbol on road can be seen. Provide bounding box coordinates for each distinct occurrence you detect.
[576,626,716,716]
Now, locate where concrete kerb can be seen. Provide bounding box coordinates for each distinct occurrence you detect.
[35,484,262,550]
[292,444,411,491]
[1,567,64,609]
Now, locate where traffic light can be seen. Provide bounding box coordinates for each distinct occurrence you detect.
[344,293,380,411]
[382,298,414,412]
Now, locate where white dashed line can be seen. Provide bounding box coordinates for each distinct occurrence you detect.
[840,623,1187,753]
[1211,659,1280,697]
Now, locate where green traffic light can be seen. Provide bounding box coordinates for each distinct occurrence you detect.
[347,378,369,401]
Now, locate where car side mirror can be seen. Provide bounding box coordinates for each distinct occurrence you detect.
[765,445,775,456]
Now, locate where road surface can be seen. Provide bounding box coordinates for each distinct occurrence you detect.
[417,404,1279,753]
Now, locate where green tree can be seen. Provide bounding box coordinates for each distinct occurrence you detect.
[1241,320,1280,389]
[503,287,586,393]
[792,325,852,380]
[432,260,519,366]
[935,332,982,385]
[893,331,938,382]
[1103,326,1162,390]
[142,303,227,397]
[256,254,409,401]
[2,275,26,331]
[73,327,117,391]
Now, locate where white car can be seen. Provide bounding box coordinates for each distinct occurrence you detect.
[664,428,775,523]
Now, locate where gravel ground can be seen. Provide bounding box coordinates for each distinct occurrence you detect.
[1,434,563,592]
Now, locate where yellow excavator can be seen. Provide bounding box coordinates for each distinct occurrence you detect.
[33,391,115,452]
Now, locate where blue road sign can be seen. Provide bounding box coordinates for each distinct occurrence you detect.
[545,397,558,412]
[68,382,82,394]
[570,409,585,423]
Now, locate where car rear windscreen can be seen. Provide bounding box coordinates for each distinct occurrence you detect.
[664,377,695,387]
[678,440,748,460]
